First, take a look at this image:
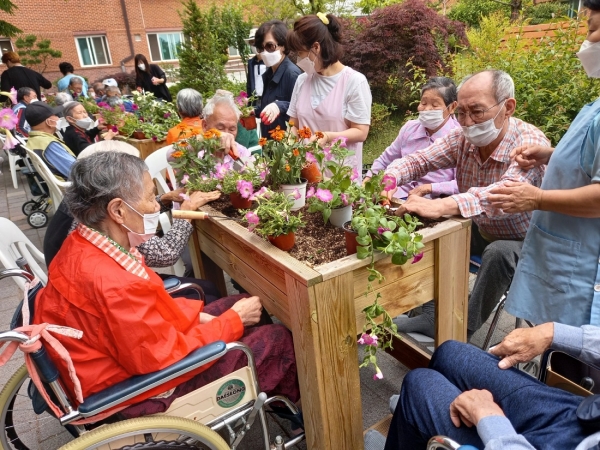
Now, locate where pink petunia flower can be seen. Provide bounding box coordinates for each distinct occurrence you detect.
[214,162,231,179]
[382,174,397,192]
[181,174,189,185]
[305,151,317,164]
[197,150,205,159]
[373,367,384,380]
[259,170,267,181]
[340,193,349,206]
[163,112,171,118]
[250,186,268,200]
[292,188,301,200]
[350,168,359,181]
[179,192,190,201]
[111,125,118,133]
[236,179,253,199]
[131,104,139,111]
[315,188,333,202]
[2,130,19,150]
[377,226,389,235]
[334,136,348,148]
[357,333,378,346]
[245,210,259,230]
[323,146,333,161]
[411,252,424,264]
[0,108,18,129]
[306,186,315,198]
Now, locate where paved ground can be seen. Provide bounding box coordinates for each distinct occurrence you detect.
[0,153,522,449]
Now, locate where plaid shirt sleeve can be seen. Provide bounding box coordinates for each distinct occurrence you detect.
[385,129,462,186]
[451,123,550,218]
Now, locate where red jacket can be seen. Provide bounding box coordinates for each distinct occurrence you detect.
[34,231,243,408]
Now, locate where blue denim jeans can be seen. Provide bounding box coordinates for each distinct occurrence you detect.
[384,341,589,450]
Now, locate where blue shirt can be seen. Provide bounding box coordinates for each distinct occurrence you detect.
[45,141,76,178]
[57,74,88,97]
[506,98,600,326]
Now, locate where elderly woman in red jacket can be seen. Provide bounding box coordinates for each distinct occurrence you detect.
[34,151,299,417]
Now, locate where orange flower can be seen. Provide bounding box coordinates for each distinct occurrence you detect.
[171,150,184,158]
[212,128,221,138]
[285,164,291,172]
[289,119,295,127]
[315,131,324,139]
[293,149,300,157]
[298,126,312,139]
[259,137,267,146]
[203,130,214,139]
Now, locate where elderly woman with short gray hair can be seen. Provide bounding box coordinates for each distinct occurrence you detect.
[166,88,204,145]
[35,151,300,419]
[365,76,460,199]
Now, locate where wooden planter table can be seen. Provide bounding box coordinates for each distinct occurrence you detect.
[188,207,471,450]
[114,136,166,159]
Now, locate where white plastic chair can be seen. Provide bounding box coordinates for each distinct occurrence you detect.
[0,133,22,189]
[145,146,185,277]
[24,148,71,214]
[0,217,47,290]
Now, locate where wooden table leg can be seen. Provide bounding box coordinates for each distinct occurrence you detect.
[286,272,363,450]
[434,226,471,345]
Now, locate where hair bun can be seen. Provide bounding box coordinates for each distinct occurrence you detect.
[326,14,342,42]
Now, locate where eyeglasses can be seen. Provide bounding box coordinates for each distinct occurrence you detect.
[256,42,279,53]
[455,99,506,123]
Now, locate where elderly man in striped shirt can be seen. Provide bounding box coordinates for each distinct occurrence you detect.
[384,69,549,340]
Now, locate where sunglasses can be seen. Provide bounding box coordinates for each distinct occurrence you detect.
[256,42,279,53]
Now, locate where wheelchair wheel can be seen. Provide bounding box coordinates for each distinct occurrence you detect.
[58,416,229,450]
[0,364,73,449]
[27,211,48,229]
[21,201,38,216]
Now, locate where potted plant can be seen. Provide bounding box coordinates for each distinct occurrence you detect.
[221,159,266,209]
[241,189,305,251]
[235,91,258,131]
[306,137,360,227]
[97,102,128,131]
[300,125,323,183]
[117,114,141,138]
[131,91,180,141]
[262,124,312,210]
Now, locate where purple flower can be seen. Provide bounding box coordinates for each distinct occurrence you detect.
[97,102,110,109]
[334,136,348,148]
[245,211,259,230]
[179,192,190,201]
[214,162,231,179]
[0,108,18,129]
[351,168,359,181]
[111,125,118,132]
[181,174,189,185]
[2,130,18,150]
[411,252,424,264]
[237,179,253,199]
[377,226,389,235]
[250,186,268,200]
[152,136,157,142]
[259,170,267,181]
[292,188,301,200]
[305,151,317,164]
[164,112,171,118]
[315,188,333,202]
[306,186,315,198]
[197,150,205,159]
[341,193,349,206]
[132,104,139,111]
[382,174,397,192]
[357,333,378,346]
[323,146,333,161]
[373,367,383,380]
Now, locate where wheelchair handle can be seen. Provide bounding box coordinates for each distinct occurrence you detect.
[30,345,60,383]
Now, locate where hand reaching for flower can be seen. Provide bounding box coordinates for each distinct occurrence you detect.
[180,190,221,216]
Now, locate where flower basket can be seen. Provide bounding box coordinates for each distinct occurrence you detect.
[301,162,322,183]
[230,192,252,209]
[268,232,296,251]
[329,205,353,227]
[240,115,257,131]
[280,179,307,211]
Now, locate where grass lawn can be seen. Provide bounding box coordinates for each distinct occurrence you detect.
[363,113,407,165]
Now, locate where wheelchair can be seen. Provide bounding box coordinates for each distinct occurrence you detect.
[0,268,304,450]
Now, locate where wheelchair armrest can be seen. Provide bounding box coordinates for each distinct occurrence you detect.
[77,341,227,418]
[163,277,181,292]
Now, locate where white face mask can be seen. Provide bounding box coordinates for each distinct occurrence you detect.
[55,117,69,131]
[418,108,447,130]
[577,40,600,78]
[260,49,282,68]
[74,116,95,130]
[121,200,160,247]
[29,98,38,103]
[461,100,506,147]
[138,63,146,71]
[296,51,316,75]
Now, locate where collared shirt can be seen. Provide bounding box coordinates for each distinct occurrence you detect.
[369,117,460,198]
[77,223,150,280]
[166,117,204,145]
[385,117,549,240]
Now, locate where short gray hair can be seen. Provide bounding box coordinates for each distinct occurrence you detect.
[55,92,73,106]
[458,70,515,102]
[203,90,241,120]
[421,77,457,106]
[176,88,203,118]
[62,101,82,118]
[69,77,83,86]
[78,140,140,159]
[65,152,148,228]
[106,86,121,95]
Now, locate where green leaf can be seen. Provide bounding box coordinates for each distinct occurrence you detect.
[323,207,332,224]
[356,235,371,246]
[356,245,371,260]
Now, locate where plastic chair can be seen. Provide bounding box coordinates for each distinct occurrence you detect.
[0,133,22,189]
[23,147,71,215]
[0,217,47,290]
[145,144,176,195]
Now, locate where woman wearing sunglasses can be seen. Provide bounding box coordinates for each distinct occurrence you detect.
[287,13,372,177]
[254,20,302,139]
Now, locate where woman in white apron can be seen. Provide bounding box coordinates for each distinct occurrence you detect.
[287,13,372,177]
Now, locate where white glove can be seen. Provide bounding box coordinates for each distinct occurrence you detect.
[260,102,280,125]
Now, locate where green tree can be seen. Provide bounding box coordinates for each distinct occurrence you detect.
[0,0,21,38]
[14,35,62,74]
[177,1,251,97]
[448,0,509,27]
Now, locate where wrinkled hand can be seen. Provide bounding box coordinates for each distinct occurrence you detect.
[409,184,432,197]
[181,190,221,211]
[489,323,554,369]
[394,195,442,219]
[510,144,554,170]
[260,103,280,125]
[450,389,505,428]
[103,129,116,141]
[488,181,542,213]
[231,296,263,327]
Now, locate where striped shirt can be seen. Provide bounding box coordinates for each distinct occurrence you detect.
[77,223,150,280]
[385,117,549,240]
